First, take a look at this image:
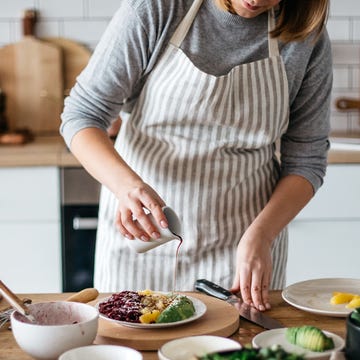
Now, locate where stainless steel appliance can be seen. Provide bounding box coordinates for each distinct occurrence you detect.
[60,168,101,292]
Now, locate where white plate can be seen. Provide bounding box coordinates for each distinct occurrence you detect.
[252,328,345,359]
[59,345,143,360]
[282,278,360,317]
[97,295,206,329]
[158,335,241,360]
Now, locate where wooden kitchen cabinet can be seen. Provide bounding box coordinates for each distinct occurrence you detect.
[286,164,360,285]
[0,166,62,292]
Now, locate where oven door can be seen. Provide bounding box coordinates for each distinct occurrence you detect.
[62,204,98,292]
[61,168,101,292]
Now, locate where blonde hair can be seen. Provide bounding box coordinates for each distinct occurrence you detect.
[215,0,329,43]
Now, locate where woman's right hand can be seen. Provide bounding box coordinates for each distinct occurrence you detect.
[114,180,168,242]
[69,127,169,242]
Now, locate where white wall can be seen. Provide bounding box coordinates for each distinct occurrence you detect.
[328,0,360,136]
[0,0,359,135]
[0,0,120,49]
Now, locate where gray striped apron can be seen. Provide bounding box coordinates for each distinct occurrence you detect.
[94,0,289,292]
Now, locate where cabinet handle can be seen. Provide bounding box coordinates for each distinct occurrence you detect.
[73,217,98,230]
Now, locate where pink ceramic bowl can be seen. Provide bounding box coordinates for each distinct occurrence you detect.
[11,301,99,360]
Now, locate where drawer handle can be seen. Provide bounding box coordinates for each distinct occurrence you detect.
[73,217,98,230]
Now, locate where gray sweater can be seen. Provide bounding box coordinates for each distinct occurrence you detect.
[61,0,333,192]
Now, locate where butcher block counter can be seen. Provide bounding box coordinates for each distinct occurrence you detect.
[0,291,347,360]
[0,135,360,168]
[0,136,80,168]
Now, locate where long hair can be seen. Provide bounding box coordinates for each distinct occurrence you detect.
[215,0,329,43]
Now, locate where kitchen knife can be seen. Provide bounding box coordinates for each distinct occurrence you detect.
[195,279,284,329]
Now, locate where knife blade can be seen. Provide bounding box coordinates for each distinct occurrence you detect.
[195,278,283,330]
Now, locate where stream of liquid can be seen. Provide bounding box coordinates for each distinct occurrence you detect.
[172,233,183,292]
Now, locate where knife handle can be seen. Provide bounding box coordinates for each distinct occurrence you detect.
[195,279,233,300]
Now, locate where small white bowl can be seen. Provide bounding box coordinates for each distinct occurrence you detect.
[252,328,345,360]
[59,345,143,360]
[11,301,99,360]
[158,335,242,360]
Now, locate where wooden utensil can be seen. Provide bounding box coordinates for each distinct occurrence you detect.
[336,97,360,110]
[0,9,64,135]
[0,287,99,328]
[65,287,99,303]
[0,128,34,145]
[0,281,36,323]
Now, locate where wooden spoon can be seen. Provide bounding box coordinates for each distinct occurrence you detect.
[0,280,36,323]
[0,286,99,328]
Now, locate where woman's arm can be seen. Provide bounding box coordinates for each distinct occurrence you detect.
[70,127,168,241]
[231,174,314,311]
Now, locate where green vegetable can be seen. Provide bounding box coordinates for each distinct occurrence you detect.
[285,326,334,352]
[155,295,195,323]
[350,307,360,326]
[197,345,304,359]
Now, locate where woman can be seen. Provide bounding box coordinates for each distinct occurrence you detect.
[61,0,332,311]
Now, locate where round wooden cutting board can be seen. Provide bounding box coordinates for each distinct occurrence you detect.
[94,292,240,351]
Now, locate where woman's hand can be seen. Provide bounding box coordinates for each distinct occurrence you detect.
[230,227,272,312]
[69,127,169,242]
[114,180,168,242]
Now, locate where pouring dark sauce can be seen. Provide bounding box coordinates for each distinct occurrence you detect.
[171,232,183,292]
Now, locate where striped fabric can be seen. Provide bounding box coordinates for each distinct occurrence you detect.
[94,0,289,292]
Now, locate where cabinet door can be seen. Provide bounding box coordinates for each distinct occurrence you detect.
[286,221,360,286]
[0,166,61,292]
[0,222,62,292]
[0,166,60,221]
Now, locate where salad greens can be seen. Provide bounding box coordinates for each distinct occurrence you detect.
[198,345,305,360]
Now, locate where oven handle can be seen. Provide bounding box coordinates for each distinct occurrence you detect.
[73,217,98,230]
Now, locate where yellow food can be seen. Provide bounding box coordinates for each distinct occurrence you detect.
[138,289,153,296]
[346,296,360,309]
[330,292,356,304]
[139,310,160,324]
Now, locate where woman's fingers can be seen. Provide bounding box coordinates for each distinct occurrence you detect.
[233,266,271,311]
[116,184,168,241]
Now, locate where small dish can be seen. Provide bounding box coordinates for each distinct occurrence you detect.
[59,344,143,360]
[158,335,242,360]
[282,278,360,317]
[97,295,206,329]
[252,328,345,359]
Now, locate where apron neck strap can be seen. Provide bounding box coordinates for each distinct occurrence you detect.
[171,0,279,58]
[268,8,279,57]
[170,0,204,47]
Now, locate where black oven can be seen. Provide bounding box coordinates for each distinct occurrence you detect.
[60,168,101,292]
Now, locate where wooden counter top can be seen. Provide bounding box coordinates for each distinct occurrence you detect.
[0,135,360,168]
[0,291,347,360]
[0,136,80,168]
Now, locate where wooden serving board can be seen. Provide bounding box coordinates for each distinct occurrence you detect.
[0,10,64,135]
[94,292,240,351]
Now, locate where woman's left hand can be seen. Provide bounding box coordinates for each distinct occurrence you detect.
[230,228,273,311]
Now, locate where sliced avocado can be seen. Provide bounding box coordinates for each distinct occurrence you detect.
[285,325,335,352]
[156,295,195,323]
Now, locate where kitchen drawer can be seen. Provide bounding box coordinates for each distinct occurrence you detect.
[0,166,60,221]
[296,164,360,220]
[0,222,62,292]
[286,220,360,285]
